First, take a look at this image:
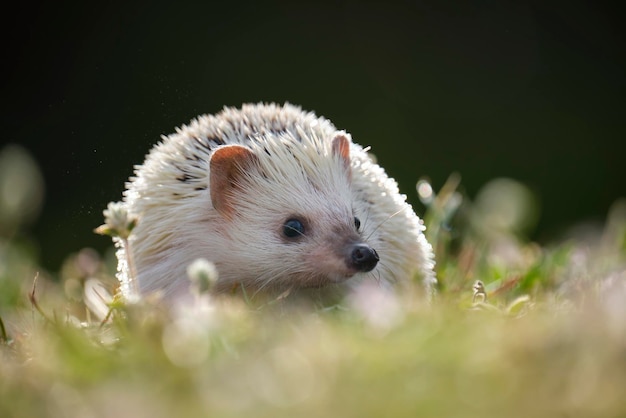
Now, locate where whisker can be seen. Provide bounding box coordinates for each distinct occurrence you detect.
[365,206,408,241]
[284,225,308,238]
[376,260,394,284]
[255,271,282,295]
[367,269,382,285]
[251,282,267,300]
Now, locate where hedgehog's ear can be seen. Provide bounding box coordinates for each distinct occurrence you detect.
[210,145,258,219]
[332,132,352,180]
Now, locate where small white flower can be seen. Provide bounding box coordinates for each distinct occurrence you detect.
[187,258,219,295]
[95,201,137,239]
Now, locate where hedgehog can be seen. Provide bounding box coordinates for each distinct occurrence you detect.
[110,103,435,301]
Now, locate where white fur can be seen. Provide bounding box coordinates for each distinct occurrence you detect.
[115,103,435,300]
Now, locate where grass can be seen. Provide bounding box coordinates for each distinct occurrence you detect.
[1,175,626,418]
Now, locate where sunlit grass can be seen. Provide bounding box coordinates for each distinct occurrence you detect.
[1,147,626,417]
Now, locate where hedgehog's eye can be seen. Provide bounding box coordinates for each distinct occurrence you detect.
[283,218,305,239]
[354,217,361,231]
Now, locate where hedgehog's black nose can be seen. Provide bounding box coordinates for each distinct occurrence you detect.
[350,244,379,272]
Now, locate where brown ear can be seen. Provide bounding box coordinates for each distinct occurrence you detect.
[210,145,257,219]
[332,133,352,180]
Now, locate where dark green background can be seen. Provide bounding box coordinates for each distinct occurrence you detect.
[3,0,625,271]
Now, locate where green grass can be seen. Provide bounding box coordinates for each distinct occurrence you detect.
[1,175,626,418]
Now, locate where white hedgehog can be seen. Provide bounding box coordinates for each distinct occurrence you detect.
[111,103,435,301]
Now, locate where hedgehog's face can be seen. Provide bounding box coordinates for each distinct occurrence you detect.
[222,183,380,289]
[274,208,379,287]
[208,136,380,289]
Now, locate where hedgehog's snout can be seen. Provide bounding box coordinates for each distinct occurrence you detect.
[350,243,379,272]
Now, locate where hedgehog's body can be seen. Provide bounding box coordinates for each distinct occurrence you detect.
[116,103,434,300]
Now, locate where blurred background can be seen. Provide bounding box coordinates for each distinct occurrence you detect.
[1,0,624,273]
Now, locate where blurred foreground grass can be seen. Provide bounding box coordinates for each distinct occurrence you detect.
[1,146,626,417]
